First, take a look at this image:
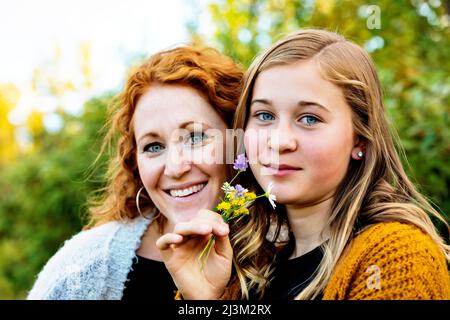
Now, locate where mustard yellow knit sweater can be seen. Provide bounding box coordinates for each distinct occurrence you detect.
[322,222,450,300]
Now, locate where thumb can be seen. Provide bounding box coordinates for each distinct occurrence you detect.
[214,234,233,260]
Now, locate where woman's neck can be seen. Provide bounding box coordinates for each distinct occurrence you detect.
[136,219,169,261]
[285,197,332,259]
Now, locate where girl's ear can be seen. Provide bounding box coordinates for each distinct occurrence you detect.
[351,136,366,160]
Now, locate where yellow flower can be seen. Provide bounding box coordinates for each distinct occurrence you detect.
[236,198,246,207]
[237,207,249,215]
[217,202,231,211]
[245,192,256,201]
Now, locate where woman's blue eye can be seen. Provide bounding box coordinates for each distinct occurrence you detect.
[144,143,164,153]
[300,115,319,126]
[256,112,275,121]
[189,132,207,145]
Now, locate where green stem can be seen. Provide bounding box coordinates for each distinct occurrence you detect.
[228,171,241,186]
[198,235,216,272]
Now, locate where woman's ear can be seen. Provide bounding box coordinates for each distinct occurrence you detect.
[351,136,366,160]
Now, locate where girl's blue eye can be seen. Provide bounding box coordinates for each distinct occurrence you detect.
[256,112,275,121]
[189,132,208,145]
[300,115,319,126]
[144,143,165,153]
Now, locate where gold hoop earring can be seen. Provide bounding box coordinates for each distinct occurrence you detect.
[136,186,153,220]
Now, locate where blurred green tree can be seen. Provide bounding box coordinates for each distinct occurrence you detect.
[0,95,111,299]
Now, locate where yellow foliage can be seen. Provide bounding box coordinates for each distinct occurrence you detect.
[315,0,335,15]
[0,84,20,164]
[26,109,45,138]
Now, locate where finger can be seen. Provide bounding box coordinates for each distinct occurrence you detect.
[197,209,225,224]
[214,234,233,259]
[156,233,183,251]
[173,221,213,236]
[211,222,229,237]
[177,217,229,237]
[195,211,229,236]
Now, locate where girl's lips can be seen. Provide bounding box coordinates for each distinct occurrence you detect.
[263,164,302,177]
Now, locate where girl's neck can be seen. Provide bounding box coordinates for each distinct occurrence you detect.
[285,197,332,259]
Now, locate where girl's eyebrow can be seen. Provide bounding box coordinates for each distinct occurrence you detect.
[298,100,331,113]
[251,99,330,113]
[250,99,272,106]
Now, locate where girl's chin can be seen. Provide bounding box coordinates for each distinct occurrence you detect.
[272,192,304,206]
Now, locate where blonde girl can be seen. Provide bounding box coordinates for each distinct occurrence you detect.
[159,29,450,300]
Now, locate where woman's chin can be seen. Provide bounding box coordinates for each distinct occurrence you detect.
[171,209,204,224]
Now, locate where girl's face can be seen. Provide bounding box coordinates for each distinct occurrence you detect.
[134,84,227,230]
[245,60,360,207]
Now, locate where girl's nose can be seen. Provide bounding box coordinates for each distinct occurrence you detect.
[268,126,298,153]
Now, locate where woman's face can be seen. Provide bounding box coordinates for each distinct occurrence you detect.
[134,84,228,230]
[245,59,360,207]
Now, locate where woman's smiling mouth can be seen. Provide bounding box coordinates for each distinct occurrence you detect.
[169,183,206,197]
[164,181,208,202]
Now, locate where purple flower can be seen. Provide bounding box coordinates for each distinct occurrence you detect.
[233,154,249,171]
[234,184,247,198]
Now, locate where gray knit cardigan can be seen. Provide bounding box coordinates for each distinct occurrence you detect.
[27,215,153,300]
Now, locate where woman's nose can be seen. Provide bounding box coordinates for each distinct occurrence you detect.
[163,147,192,179]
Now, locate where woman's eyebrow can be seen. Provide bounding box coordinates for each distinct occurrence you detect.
[179,120,214,129]
[138,132,159,144]
[137,120,216,144]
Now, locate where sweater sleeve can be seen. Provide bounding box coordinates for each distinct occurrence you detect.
[324,222,450,300]
[27,222,119,300]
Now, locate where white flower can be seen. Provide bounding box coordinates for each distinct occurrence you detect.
[266,182,277,209]
[221,182,234,196]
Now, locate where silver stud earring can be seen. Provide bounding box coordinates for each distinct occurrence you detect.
[357,151,364,158]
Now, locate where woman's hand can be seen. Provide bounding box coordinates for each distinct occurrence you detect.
[156,209,233,300]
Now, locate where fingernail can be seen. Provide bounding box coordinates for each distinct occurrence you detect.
[219,225,229,234]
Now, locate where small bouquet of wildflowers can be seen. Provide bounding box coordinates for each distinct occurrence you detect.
[198,154,277,270]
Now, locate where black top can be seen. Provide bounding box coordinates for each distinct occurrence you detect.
[122,255,177,300]
[263,240,325,300]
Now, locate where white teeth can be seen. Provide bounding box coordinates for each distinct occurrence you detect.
[169,183,205,198]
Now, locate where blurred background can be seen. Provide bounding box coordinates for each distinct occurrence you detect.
[0,0,449,299]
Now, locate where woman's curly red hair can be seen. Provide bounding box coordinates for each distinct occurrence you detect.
[85,46,243,228]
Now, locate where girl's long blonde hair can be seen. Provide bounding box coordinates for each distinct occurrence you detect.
[230,29,449,300]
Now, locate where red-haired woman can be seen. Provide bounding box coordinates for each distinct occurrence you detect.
[27,46,243,300]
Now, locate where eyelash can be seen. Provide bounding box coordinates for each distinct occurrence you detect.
[188,131,209,145]
[143,142,165,153]
[143,131,209,154]
[299,115,320,126]
[254,112,321,126]
[255,112,275,121]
